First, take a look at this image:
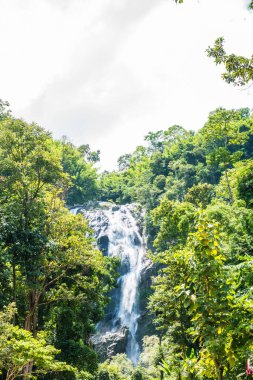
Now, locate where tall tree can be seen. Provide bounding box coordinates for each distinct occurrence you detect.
[200,108,252,203]
[0,117,115,378]
[0,118,65,317]
[61,139,99,205]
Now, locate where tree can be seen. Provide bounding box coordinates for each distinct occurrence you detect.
[0,99,11,121]
[184,183,215,208]
[0,117,116,378]
[149,248,198,378]
[117,154,132,172]
[200,108,252,204]
[151,198,196,252]
[185,215,253,380]
[0,304,73,380]
[138,336,161,379]
[99,170,131,203]
[207,37,253,87]
[150,203,253,380]
[144,131,164,154]
[0,117,65,326]
[41,201,117,376]
[186,216,228,380]
[78,144,100,163]
[163,125,191,147]
[98,354,134,380]
[232,159,253,208]
[61,139,99,205]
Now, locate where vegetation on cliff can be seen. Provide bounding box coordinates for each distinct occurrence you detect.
[1,92,253,380]
[1,2,253,379]
[98,107,253,380]
[0,101,117,380]
[1,87,253,380]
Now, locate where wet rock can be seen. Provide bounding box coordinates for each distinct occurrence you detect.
[97,235,109,256]
[120,257,130,275]
[127,203,145,236]
[71,202,153,361]
[136,260,157,348]
[92,328,129,361]
[82,210,110,238]
[132,232,141,246]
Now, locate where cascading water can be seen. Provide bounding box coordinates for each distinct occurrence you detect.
[71,204,146,365]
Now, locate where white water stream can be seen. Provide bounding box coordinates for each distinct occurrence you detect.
[71,204,146,365]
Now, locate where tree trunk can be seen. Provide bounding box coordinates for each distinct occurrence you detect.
[214,359,224,380]
[225,170,234,205]
[217,366,223,380]
[22,362,34,380]
[12,262,16,325]
[159,335,164,380]
[12,262,16,303]
[216,364,224,380]
[23,290,40,379]
[24,290,40,335]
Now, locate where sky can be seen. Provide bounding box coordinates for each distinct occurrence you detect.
[0,0,252,170]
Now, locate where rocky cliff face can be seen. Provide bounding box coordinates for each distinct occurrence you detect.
[92,328,129,361]
[71,202,156,363]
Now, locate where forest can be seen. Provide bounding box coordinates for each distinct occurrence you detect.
[0,97,253,380]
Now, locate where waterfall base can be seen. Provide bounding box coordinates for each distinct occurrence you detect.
[92,327,129,361]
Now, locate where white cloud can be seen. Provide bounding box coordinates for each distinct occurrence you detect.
[0,0,252,170]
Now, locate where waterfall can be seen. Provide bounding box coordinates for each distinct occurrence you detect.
[71,203,146,365]
[69,207,79,215]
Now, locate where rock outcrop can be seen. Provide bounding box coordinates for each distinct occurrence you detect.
[92,328,129,361]
[70,202,156,362]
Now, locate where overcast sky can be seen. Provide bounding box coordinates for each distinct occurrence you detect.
[0,0,252,170]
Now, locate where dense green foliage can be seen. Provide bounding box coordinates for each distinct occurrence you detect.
[0,104,116,379]
[99,107,253,380]
[1,96,253,380]
[61,138,100,205]
[99,107,253,211]
[1,4,252,379]
[0,304,74,380]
